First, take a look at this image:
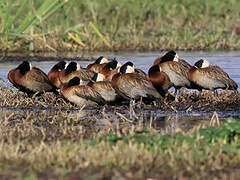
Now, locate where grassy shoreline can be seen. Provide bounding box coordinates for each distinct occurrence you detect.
[1,0,240,52]
[0,109,240,179]
[0,87,240,178]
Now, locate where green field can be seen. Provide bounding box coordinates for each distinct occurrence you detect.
[1,0,240,52]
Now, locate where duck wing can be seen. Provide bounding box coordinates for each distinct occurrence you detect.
[169,61,190,79]
[117,73,162,99]
[74,85,105,105]
[25,68,54,91]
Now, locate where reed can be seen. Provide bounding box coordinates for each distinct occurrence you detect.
[0,0,240,52]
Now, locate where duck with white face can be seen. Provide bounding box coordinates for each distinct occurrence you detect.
[8,61,56,97]
[60,76,105,107]
[111,62,163,103]
[154,50,191,68]
[188,59,238,91]
[153,50,194,101]
[99,60,122,80]
[48,61,69,89]
[58,61,96,86]
[154,50,180,65]
[87,56,109,73]
[122,61,148,78]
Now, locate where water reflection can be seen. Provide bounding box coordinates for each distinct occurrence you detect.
[149,111,239,133]
[1,104,240,133]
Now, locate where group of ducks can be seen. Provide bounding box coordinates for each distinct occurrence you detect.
[7,50,238,107]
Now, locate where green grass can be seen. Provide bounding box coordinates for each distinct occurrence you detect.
[1,84,240,178]
[1,0,240,52]
[0,110,240,179]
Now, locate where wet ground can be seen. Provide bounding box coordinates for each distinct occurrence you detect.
[0,51,240,132]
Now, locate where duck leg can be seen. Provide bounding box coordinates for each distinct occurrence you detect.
[174,88,180,102]
[213,89,219,96]
[129,98,137,119]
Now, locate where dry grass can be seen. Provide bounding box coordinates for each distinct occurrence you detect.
[1,85,240,112]
[1,86,240,179]
[166,89,240,111]
[0,107,240,179]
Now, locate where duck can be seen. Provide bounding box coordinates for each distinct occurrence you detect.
[59,61,95,86]
[87,73,122,104]
[122,61,148,78]
[99,60,122,80]
[188,59,238,91]
[111,62,162,102]
[154,50,191,69]
[148,65,172,97]
[154,50,194,98]
[48,61,69,88]
[86,56,109,73]
[8,61,56,96]
[154,50,179,65]
[60,76,105,107]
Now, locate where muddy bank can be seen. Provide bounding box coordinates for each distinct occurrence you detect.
[1,87,239,112]
[1,87,239,140]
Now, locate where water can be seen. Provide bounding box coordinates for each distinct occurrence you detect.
[0,51,240,131]
[1,51,240,87]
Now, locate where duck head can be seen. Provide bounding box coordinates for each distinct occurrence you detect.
[17,61,32,75]
[194,59,210,68]
[104,60,122,70]
[119,62,135,74]
[95,56,109,64]
[65,62,81,75]
[161,50,179,63]
[92,73,105,82]
[148,65,161,75]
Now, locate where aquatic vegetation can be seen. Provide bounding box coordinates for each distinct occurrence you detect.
[1,85,240,111]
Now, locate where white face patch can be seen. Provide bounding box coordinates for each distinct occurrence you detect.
[79,79,85,85]
[29,62,33,70]
[125,65,135,73]
[116,62,122,68]
[65,61,70,69]
[202,59,211,68]
[76,62,81,71]
[173,54,179,62]
[158,65,162,72]
[117,67,121,73]
[101,57,109,64]
[58,61,70,71]
[96,73,105,82]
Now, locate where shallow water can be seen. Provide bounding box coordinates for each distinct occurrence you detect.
[1,105,239,132]
[0,51,240,132]
[1,51,240,87]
